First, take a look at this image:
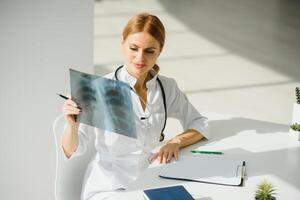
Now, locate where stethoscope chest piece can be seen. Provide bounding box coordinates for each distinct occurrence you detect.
[159,133,165,142]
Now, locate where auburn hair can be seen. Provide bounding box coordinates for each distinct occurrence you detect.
[122,13,166,72]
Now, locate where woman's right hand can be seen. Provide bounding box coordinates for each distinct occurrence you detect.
[62,94,81,126]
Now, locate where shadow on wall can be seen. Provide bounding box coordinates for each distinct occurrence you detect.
[159,0,300,80]
[94,64,112,75]
[208,117,288,140]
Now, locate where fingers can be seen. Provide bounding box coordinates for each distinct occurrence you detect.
[64,108,81,116]
[163,152,170,163]
[158,153,163,164]
[155,143,181,164]
[63,102,81,115]
[174,150,179,161]
[62,94,81,125]
[63,94,80,108]
[150,153,158,162]
[66,94,71,99]
[162,152,172,163]
[154,151,164,164]
[65,97,78,108]
[167,152,173,162]
[63,94,81,113]
[156,150,173,164]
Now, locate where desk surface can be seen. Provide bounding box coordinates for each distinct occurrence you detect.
[100,112,300,200]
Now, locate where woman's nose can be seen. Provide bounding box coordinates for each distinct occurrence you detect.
[136,50,145,62]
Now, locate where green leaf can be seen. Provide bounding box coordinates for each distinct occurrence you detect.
[255,181,277,200]
[290,123,300,132]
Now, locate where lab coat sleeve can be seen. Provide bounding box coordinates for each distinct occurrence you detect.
[64,123,95,160]
[164,78,209,139]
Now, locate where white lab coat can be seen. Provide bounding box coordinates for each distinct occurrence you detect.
[65,66,209,200]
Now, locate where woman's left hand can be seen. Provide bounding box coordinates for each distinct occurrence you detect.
[151,140,181,164]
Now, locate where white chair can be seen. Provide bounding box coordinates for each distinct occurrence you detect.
[53,115,96,200]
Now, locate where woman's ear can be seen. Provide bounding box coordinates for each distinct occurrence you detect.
[157,49,162,57]
[121,37,126,55]
[121,36,125,45]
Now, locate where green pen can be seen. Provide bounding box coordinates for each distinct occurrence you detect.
[191,150,224,155]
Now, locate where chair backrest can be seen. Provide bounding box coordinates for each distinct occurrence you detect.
[53,115,96,200]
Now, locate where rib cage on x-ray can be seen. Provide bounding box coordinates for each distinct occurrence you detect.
[77,74,97,123]
[101,80,136,138]
[70,69,137,138]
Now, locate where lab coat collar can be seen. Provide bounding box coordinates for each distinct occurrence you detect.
[119,65,137,88]
[119,65,158,89]
[146,70,158,89]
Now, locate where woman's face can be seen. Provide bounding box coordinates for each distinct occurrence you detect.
[122,31,161,79]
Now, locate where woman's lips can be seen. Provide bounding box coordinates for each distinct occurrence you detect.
[135,63,146,68]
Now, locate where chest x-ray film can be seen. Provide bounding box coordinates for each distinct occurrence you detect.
[70,69,137,139]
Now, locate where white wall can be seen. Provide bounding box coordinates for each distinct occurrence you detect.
[0,0,93,199]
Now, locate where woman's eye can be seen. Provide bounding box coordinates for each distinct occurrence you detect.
[145,50,155,54]
[130,47,138,51]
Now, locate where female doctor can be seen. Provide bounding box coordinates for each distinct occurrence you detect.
[62,13,209,200]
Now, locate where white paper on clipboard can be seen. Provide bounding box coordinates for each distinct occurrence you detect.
[159,155,246,186]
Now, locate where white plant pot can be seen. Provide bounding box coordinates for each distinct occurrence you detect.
[289,103,300,142]
[292,103,300,124]
[289,129,300,141]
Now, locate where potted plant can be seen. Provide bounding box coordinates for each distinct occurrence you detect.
[296,87,300,104]
[292,87,300,123]
[290,123,300,141]
[255,180,277,200]
[290,87,300,141]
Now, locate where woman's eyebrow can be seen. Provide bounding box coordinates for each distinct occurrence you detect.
[129,43,157,50]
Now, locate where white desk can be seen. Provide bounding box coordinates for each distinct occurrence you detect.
[100,112,300,200]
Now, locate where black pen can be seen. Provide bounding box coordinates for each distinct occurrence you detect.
[56,93,69,100]
[56,93,82,110]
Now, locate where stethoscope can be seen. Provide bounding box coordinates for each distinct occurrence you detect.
[114,65,166,142]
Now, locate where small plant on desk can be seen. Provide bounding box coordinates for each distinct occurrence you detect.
[255,180,276,200]
[296,87,300,104]
[290,123,300,132]
[290,123,300,141]
[292,88,300,141]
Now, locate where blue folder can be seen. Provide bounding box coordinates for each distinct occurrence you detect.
[143,185,194,200]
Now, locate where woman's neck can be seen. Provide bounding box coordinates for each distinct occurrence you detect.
[134,72,152,91]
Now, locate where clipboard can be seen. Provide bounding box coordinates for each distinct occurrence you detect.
[159,155,246,186]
